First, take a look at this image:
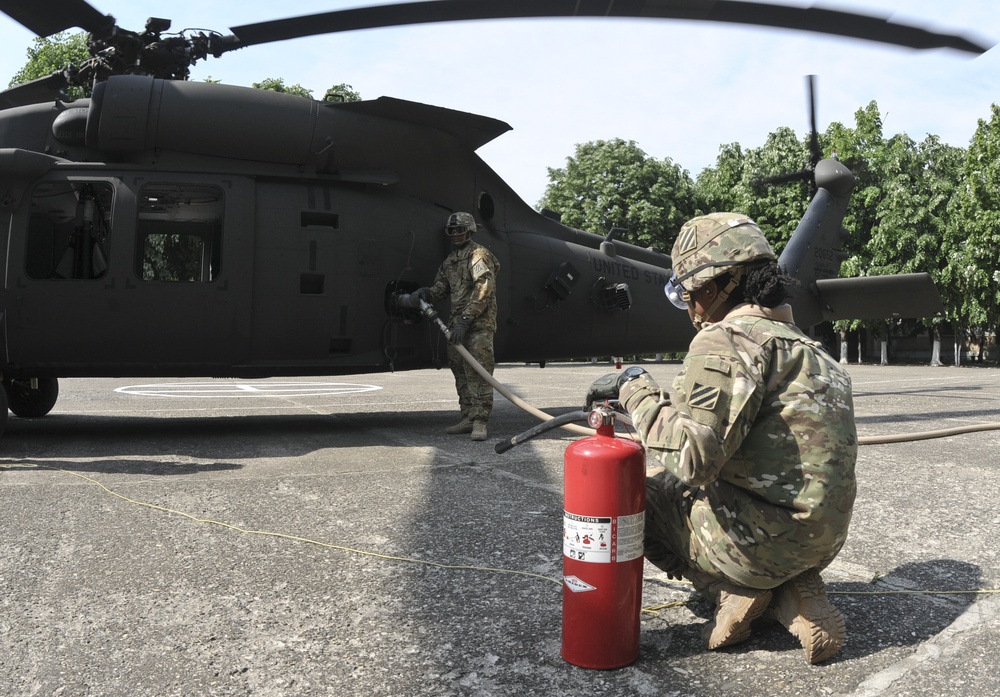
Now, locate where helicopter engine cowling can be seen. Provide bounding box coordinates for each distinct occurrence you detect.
[85,75,319,164]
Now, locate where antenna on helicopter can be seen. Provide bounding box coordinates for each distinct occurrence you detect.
[600,227,628,258]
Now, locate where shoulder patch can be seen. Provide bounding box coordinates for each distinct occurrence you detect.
[689,383,721,411]
[471,259,490,279]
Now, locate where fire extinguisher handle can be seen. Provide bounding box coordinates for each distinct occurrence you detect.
[494,410,590,453]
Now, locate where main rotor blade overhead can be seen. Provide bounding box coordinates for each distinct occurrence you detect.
[0,0,112,36]
[228,0,991,55]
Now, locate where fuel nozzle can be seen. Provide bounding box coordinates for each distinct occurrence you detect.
[418,298,452,341]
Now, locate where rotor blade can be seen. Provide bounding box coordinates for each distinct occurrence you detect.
[228,0,992,55]
[0,72,69,109]
[0,0,113,36]
[807,75,820,167]
[755,169,811,189]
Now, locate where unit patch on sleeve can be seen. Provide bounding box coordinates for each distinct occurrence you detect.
[689,383,721,411]
[471,259,490,279]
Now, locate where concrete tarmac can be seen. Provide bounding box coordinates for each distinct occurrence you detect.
[1,362,998,696]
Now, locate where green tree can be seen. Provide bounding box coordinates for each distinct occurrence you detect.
[695,142,746,213]
[251,77,314,98]
[695,127,820,255]
[8,31,90,100]
[822,103,888,361]
[252,79,363,103]
[942,103,1000,362]
[324,83,362,103]
[537,138,699,251]
[739,126,815,252]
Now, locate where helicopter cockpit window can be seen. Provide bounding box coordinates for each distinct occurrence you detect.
[138,184,223,282]
[26,181,113,281]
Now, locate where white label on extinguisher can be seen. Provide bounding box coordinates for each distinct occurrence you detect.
[563,575,597,593]
[564,513,613,563]
[563,511,644,564]
[616,511,645,563]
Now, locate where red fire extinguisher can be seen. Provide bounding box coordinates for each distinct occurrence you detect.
[561,406,646,669]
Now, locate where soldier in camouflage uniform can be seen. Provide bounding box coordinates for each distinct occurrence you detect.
[586,213,857,663]
[398,212,500,441]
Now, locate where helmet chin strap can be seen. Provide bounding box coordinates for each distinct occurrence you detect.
[691,269,743,330]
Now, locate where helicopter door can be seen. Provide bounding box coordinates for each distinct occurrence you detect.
[5,176,252,372]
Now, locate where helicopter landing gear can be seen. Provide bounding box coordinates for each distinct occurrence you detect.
[3,377,59,418]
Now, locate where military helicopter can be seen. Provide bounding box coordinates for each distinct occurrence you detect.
[0,0,985,437]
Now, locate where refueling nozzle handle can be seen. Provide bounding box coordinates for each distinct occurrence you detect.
[418,298,451,340]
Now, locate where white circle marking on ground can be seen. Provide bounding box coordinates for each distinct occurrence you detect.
[114,382,383,398]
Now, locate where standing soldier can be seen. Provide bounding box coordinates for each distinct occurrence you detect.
[398,212,500,441]
[585,213,857,663]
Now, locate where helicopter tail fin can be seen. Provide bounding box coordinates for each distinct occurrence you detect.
[778,159,943,327]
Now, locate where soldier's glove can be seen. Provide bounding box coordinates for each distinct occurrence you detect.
[396,287,428,310]
[449,315,473,345]
[584,366,648,408]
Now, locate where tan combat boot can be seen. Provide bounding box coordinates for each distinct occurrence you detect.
[470,420,488,441]
[772,568,846,664]
[446,417,473,435]
[685,569,773,649]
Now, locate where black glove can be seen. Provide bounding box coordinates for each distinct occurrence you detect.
[585,373,620,407]
[449,316,472,345]
[584,366,648,407]
[396,287,428,310]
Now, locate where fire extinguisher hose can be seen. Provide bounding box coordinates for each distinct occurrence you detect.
[494,410,588,454]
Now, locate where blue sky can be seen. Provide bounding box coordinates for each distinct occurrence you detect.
[0,1,997,206]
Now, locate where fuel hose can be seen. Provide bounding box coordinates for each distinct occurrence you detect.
[418,299,594,437]
[418,300,1000,447]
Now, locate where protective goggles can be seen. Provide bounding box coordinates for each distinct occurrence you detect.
[664,275,689,310]
[445,225,469,236]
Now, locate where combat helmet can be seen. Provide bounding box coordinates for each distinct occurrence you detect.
[671,213,775,292]
[445,211,477,240]
[665,212,776,327]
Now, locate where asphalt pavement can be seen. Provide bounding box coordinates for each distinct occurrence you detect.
[1,361,998,696]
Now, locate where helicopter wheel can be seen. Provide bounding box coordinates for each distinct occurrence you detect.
[4,377,59,418]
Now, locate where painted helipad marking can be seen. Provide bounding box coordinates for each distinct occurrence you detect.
[114,382,383,398]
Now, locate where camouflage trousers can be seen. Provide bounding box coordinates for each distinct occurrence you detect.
[644,472,840,590]
[446,329,495,422]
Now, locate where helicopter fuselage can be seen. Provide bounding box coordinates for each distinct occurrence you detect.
[0,76,685,381]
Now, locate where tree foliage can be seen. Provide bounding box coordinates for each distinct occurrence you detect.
[324,83,362,103]
[8,31,90,100]
[251,78,362,103]
[942,104,1000,335]
[251,77,314,98]
[545,98,1000,362]
[537,138,699,251]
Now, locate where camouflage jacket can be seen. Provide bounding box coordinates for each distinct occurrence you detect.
[425,240,499,331]
[620,303,857,581]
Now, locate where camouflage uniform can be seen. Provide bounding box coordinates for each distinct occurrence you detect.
[425,238,500,423]
[622,302,856,591]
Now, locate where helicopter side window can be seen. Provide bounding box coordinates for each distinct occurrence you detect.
[137,184,223,282]
[26,181,113,281]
